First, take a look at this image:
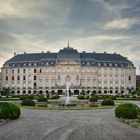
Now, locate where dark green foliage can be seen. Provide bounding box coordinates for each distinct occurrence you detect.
[89,103,98,107]
[115,103,139,119]
[80,90,85,96]
[101,98,114,106]
[37,96,48,102]
[77,95,89,99]
[110,96,116,100]
[77,95,85,99]
[49,95,60,99]
[1,88,10,97]
[0,102,20,120]
[89,96,98,102]
[19,95,34,100]
[21,99,35,106]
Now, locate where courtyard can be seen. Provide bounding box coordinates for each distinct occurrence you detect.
[0,106,140,140]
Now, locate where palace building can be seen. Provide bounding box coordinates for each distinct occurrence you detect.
[1,44,136,96]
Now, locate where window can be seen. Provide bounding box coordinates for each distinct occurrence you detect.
[104,63,107,66]
[17,69,20,73]
[12,76,14,81]
[23,76,26,80]
[129,76,131,81]
[17,76,20,80]
[23,69,26,73]
[115,64,118,67]
[34,76,36,80]
[6,76,8,81]
[34,69,36,73]
[12,69,14,74]
[40,69,42,73]
[6,70,8,74]
[34,83,36,88]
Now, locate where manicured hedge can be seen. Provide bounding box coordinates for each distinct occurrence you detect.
[101,98,114,106]
[89,96,98,102]
[49,95,60,99]
[115,103,139,119]
[19,95,34,100]
[37,96,48,102]
[0,102,20,120]
[21,99,35,106]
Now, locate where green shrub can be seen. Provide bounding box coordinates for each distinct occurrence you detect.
[0,102,20,120]
[89,103,98,107]
[89,96,98,102]
[37,96,48,102]
[110,96,117,100]
[101,98,114,106]
[49,95,60,99]
[21,99,35,106]
[115,103,139,119]
[77,95,85,99]
[19,95,34,100]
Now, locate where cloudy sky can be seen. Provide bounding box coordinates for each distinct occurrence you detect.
[0,0,140,73]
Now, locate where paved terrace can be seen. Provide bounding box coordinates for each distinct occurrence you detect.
[0,107,140,140]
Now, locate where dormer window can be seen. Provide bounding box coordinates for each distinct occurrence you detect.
[104,63,107,66]
[87,62,90,65]
[46,62,49,65]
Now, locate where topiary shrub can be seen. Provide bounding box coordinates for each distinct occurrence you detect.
[89,96,98,102]
[101,98,114,106]
[37,96,48,102]
[115,103,139,119]
[0,102,20,120]
[21,99,35,106]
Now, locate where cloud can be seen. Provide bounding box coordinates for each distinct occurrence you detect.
[104,18,139,29]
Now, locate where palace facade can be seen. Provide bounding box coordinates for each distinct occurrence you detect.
[1,45,136,96]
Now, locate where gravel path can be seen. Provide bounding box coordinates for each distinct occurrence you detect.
[0,108,140,140]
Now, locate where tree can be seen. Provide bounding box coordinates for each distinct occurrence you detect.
[1,88,11,97]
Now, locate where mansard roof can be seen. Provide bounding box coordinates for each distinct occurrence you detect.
[57,47,80,60]
[4,46,133,68]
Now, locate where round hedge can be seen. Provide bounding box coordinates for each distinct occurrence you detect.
[89,96,98,102]
[37,96,48,102]
[0,102,20,120]
[115,103,139,119]
[101,98,114,106]
[21,99,35,106]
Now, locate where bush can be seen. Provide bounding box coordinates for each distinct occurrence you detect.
[101,98,114,106]
[77,95,85,99]
[0,102,20,120]
[115,103,139,119]
[89,102,98,107]
[89,96,98,102]
[21,99,35,106]
[19,95,34,100]
[37,96,48,102]
[110,96,117,100]
[49,95,60,99]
